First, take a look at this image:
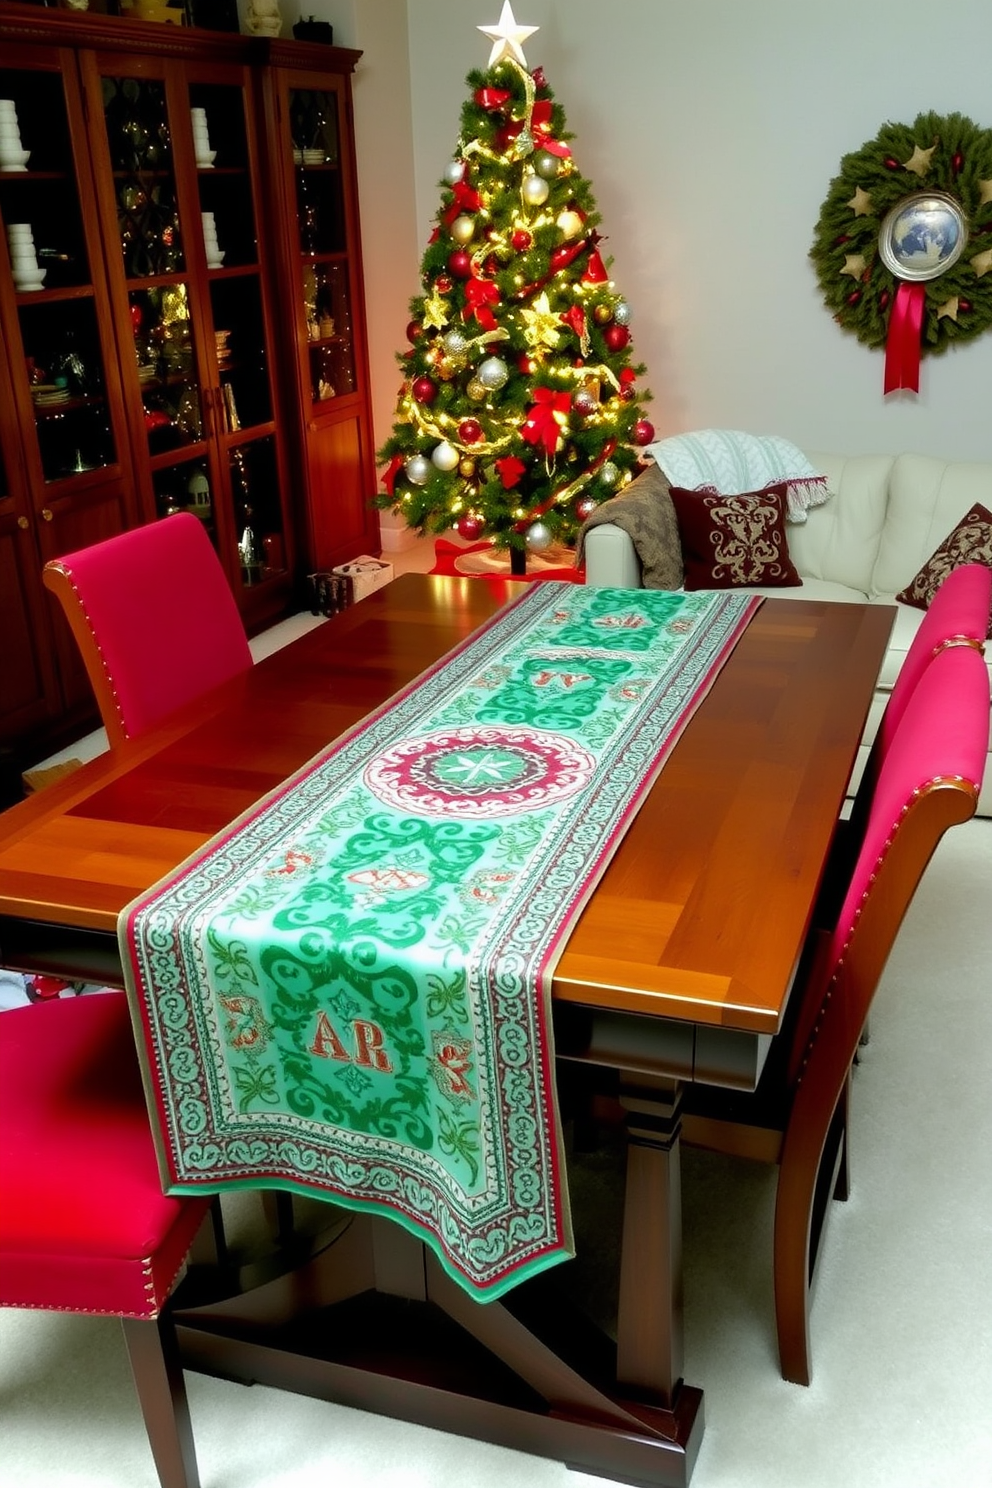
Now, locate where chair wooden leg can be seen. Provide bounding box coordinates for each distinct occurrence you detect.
[120,1312,200,1488]
[261,1190,295,1245]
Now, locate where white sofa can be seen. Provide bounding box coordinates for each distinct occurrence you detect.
[582,451,992,815]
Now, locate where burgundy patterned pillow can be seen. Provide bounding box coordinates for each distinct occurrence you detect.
[668,483,802,590]
[896,504,992,637]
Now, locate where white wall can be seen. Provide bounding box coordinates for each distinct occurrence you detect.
[390,0,992,463]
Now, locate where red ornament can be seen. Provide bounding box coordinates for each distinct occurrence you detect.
[619,367,636,385]
[406,320,423,342]
[411,376,438,404]
[532,67,547,91]
[576,496,597,521]
[457,514,484,540]
[884,157,901,170]
[833,234,851,247]
[448,250,472,279]
[847,290,862,306]
[518,354,534,374]
[632,419,655,446]
[952,151,964,174]
[512,229,532,252]
[458,418,483,444]
[960,299,972,312]
[879,289,891,311]
[435,274,452,294]
[604,324,630,351]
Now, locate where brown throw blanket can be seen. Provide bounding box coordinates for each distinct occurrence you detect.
[576,462,684,590]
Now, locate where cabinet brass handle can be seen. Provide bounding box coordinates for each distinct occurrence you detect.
[41,508,53,522]
[17,515,29,530]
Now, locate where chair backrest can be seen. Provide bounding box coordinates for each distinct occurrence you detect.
[44,514,253,748]
[788,641,990,1090]
[880,562,991,756]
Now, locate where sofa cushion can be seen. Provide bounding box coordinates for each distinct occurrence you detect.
[790,453,893,593]
[872,454,992,597]
[894,504,992,636]
[669,484,801,589]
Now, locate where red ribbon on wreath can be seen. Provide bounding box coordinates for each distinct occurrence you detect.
[521,389,571,455]
[463,276,500,331]
[883,281,926,394]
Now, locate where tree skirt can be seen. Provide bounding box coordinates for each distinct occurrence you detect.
[430,537,584,583]
[121,582,760,1299]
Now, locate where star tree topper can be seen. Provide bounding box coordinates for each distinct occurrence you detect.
[478,1,539,68]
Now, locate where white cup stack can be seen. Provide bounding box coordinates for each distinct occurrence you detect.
[0,99,31,172]
[190,107,216,168]
[201,211,225,269]
[6,223,45,292]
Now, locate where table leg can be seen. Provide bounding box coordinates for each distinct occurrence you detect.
[617,1075,685,1407]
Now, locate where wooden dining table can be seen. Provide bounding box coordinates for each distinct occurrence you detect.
[0,573,893,1487]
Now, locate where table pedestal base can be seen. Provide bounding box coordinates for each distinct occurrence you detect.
[174,1213,704,1488]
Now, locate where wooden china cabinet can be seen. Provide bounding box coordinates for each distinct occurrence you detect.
[0,2,379,767]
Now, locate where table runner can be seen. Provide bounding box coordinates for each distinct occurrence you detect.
[121,582,760,1299]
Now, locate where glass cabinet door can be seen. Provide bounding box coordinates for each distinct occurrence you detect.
[0,58,126,498]
[289,85,358,406]
[90,58,291,604]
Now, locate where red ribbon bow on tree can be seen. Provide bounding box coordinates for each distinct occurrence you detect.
[443,180,482,226]
[521,389,571,455]
[498,101,572,158]
[381,454,405,496]
[495,455,527,489]
[463,276,500,330]
[475,87,512,111]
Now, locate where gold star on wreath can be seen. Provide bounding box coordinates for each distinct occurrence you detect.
[840,253,867,281]
[902,143,936,177]
[979,178,992,206]
[970,247,992,278]
[847,186,873,217]
[478,1,539,68]
[421,290,451,330]
[519,291,562,348]
[937,297,960,322]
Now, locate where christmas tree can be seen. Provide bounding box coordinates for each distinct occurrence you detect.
[375,2,654,574]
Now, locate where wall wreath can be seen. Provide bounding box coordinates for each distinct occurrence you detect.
[810,111,992,393]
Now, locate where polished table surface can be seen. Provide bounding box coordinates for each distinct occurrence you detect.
[0,574,894,1487]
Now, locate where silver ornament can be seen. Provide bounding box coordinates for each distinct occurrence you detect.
[404,454,432,486]
[466,378,488,402]
[431,440,460,472]
[443,159,466,186]
[443,328,470,358]
[534,151,559,180]
[526,520,553,552]
[515,128,535,156]
[599,461,620,488]
[477,355,509,391]
[613,300,631,326]
[450,213,475,246]
[521,173,550,208]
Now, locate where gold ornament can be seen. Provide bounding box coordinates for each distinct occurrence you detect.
[592,304,612,325]
[467,378,488,402]
[556,209,585,240]
[450,214,476,246]
[902,143,936,177]
[436,357,458,380]
[970,247,992,278]
[459,457,477,478]
[477,1,538,67]
[937,296,960,322]
[519,290,562,348]
[840,253,867,281]
[422,290,450,330]
[980,178,992,205]
[847,186,873,217]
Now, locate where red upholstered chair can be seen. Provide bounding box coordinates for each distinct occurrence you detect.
[681,641,990,1384]
[0,992,214,1487]
[43,514,253,749]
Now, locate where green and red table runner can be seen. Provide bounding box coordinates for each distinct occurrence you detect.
[121,582,760,1299]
